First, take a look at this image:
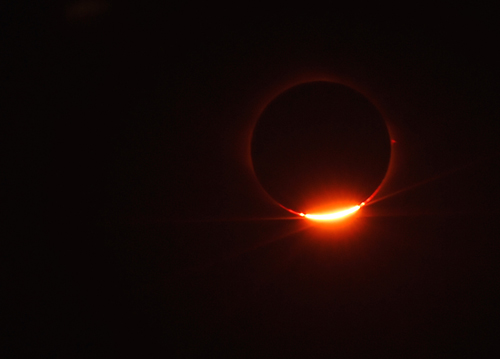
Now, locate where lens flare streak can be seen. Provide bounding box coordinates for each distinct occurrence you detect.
[298,203,364,221]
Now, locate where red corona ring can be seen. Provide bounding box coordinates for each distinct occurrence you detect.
[251,81,392,222]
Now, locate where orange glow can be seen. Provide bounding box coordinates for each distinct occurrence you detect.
[296,202,365,221]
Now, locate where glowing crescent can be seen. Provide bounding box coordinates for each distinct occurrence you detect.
[291,202,365,221]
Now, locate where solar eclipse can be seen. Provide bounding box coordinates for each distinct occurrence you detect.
[251,81,392,221]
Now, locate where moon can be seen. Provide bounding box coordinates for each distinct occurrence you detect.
[250,81,391,220]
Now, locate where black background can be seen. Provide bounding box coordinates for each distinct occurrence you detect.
[3,2,500,357]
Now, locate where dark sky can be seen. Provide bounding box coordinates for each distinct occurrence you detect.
[3,3,500,357]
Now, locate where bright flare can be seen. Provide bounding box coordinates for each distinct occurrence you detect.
[299,203,364,221]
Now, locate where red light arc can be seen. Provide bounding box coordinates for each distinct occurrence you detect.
[267,136,395,222]
[282,138,394,222]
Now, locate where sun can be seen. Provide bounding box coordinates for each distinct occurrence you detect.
[286,202,365,222]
